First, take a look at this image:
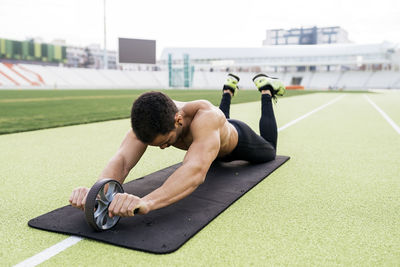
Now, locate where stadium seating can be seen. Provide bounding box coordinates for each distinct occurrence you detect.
[123,71,163,88]
[0,63,31,86]
[336,71,373,89]
[72,68,112,88]
[307,72,342,89]
[191,71,209,89]
[366,71,400,89]
[0,63,399,90]
[21,64,65,87]
[394,77,400,88]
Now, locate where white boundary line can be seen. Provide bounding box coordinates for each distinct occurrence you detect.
[364,95,400,135]
[14,94,345,266]
[13,236,83,267]
[278,94,345,132]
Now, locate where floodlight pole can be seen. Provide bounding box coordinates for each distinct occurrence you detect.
[103,0,108,69]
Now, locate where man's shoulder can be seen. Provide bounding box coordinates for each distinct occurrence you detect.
[183,99,213,109]
[190,103,224,130]
[180,100,214,118]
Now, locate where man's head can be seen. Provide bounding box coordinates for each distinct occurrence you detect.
[131,91,179,145]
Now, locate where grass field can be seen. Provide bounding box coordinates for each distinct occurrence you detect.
[0,89,315,134]
[1,90,400,266]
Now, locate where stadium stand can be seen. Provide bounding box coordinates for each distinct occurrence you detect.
[191,71,209,89]
[0,63,26,86]
[14,64,45,85]
[394,77,400,88]
[307,72,342,89]
[366,71,400,89]
[123,71,163,88]
[1,62,400,90]
[98,69,135,88]
[335,71,373,89]
[71,68,111,87]
[161,42,400,90]
[1,42,399,90]
[152,71,169,88]
[24,64,67,87]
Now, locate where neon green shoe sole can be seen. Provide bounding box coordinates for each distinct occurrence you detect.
[252,74,286,97]
[223,73,240,95]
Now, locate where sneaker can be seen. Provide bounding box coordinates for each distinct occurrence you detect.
[252,74,286,99]
[223,73,240,95]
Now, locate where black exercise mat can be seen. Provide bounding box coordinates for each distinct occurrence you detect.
[29,155,290,254]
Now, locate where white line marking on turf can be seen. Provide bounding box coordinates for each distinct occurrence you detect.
[14,94,345,266]
[13,236,83,267]
[364,95,400,135]
[278,94,345,132]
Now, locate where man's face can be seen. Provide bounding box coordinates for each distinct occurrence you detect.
[150,128,180,149]
[148,113,183,149]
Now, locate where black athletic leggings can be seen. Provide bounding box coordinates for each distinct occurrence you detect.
[218,93,277,163]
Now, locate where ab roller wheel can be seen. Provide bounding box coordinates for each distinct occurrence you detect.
[84,179,124,231]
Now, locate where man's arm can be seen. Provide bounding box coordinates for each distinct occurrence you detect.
[108,111,221,217]
[142,128,220,211]
[69,130,147,209]
[99,130,147,184]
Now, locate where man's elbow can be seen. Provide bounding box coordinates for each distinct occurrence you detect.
[189,164,208,187]
[194,174,206,186]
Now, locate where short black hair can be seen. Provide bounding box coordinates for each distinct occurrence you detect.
[131,91,178,143]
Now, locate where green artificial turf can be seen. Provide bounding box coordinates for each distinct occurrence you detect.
[1,92,399,266]
[367,92,400,126]
[0,89,315,135]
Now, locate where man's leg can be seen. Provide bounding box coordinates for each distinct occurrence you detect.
[219,74,240,119]
[260,94,278,149]
[219,93,232,119]
[253,74,286,149]
[226,119,276,163]
[218,73,284,163]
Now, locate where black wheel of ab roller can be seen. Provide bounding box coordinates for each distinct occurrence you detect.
[84,178,124,231]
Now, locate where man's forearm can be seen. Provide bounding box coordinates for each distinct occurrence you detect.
[141,163,206,211]
[99,155,129,184]
[97,130,147,185]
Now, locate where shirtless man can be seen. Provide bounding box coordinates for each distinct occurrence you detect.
[69,73,285,218]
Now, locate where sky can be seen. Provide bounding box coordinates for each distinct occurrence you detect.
[1,0,399,58]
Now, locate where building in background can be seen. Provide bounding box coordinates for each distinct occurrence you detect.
[0,37,67,66]
[0,37,117,69]
[160,42,400,73]
[66,44,117,69]
[263,26,350,46]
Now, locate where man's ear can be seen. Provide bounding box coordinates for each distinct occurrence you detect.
[174,113,183,126]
